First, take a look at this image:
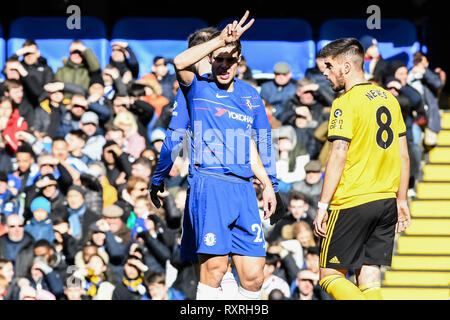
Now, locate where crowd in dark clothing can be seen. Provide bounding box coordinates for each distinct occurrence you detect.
[0,34,446,300]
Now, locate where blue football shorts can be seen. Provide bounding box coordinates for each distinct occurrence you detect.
[180,169,266,261]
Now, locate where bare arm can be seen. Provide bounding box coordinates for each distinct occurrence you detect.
[173,36,225,85]
[173,10,254,85]
[250,139,276,219]
[396,135,411,233]
[313,139,348,237]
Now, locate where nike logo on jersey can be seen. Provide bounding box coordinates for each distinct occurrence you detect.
[216,93,229,98]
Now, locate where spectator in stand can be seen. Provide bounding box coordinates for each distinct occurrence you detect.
[78,227,125,281]
[291,160,324,206]
[290,269,331,300]
[267,191,315,242]
[359,35,390,86]
[305,56,335,98]
[141,271,185,300]
[66,185,99,242]
[274,125,310,188]
[55,40,101,95]
[52,216,79,267]
[150,128,166,154]
[25,255,64,299]
[2,79,34,130]
[114,175,149,224]
[0,214,35,278]
[0,96,28,154]
[24,196,54,243]
[126,195,152,239]
[57,93,89,137]
[260,252,291,300]
[80,111,106,161]
[33,239,67,287]
[290,106,323,160]
[113,110,146,160]
[14,143,40,194]
[284,221,318,261]
[134,77,170,119]
[66,129,93,166]
[260,62,297,119]
[131,157,153,186]
[28,173,66,221]
[150,56,177,101]
[128,82,156,146]
[101,66,128,103]
[77,253,116,300]
[279,77,333,125]
[51,137,87,185]
[109,41,140,84]
[12,38,54,88]
[408,52,444,142]
[0,258,21,300]
[0,171,20,220]
[101,140,132,189]
[236,55,256,86]
[33,82,69,138]
[112,253,148,300]
[100,204,131,248]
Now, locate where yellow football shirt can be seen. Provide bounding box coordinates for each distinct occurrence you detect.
[327,83,407,210]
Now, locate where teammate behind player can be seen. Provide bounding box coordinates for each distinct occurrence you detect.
[313,38,411,300]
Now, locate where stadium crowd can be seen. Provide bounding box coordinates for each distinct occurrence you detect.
[0,32,446,300]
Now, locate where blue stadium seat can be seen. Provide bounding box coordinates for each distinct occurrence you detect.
[7,17,109,73]
[217,18,316,79]
[317,19,421,68]
[0,23,5,79]
[111,18,208,78]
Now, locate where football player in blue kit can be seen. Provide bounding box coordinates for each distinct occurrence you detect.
[151,11,278,300]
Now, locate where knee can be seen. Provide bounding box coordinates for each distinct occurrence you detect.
[239,271,264,292]
[201,262,228,287]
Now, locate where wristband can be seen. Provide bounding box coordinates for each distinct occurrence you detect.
[317,202,329,210]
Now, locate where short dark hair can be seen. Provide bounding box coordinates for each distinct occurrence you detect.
[265,252,280,267]
[153,56,165,65]
[69,129,88,142]
[132,156,152,170]
[33,239,53,250]
[318,38,364,69]
[17,143,35,156]
[187,27,219,48]
[289,190,308,203]
[22,39,37,48]
[144,271,166,287]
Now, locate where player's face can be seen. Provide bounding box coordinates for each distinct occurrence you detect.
[210,47,241,88]
[322,57,345,92]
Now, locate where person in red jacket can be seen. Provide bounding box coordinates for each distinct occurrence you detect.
[0,96,28,153]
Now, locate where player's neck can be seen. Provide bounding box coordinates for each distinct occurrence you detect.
[345,72,368,92]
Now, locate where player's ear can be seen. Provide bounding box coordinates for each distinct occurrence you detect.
[343,61,352,75]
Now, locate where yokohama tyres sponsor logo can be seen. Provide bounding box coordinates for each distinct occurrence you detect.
[215,107,253,124]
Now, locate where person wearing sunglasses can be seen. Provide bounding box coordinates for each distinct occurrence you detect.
[0,214,35,279]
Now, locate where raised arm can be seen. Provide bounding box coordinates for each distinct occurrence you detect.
[173,10,254,85]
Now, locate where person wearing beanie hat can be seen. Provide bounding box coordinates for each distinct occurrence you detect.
[25,197,55,243]
[66,184,98,242]
[80,110,107,161]
[359,35,390,85]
